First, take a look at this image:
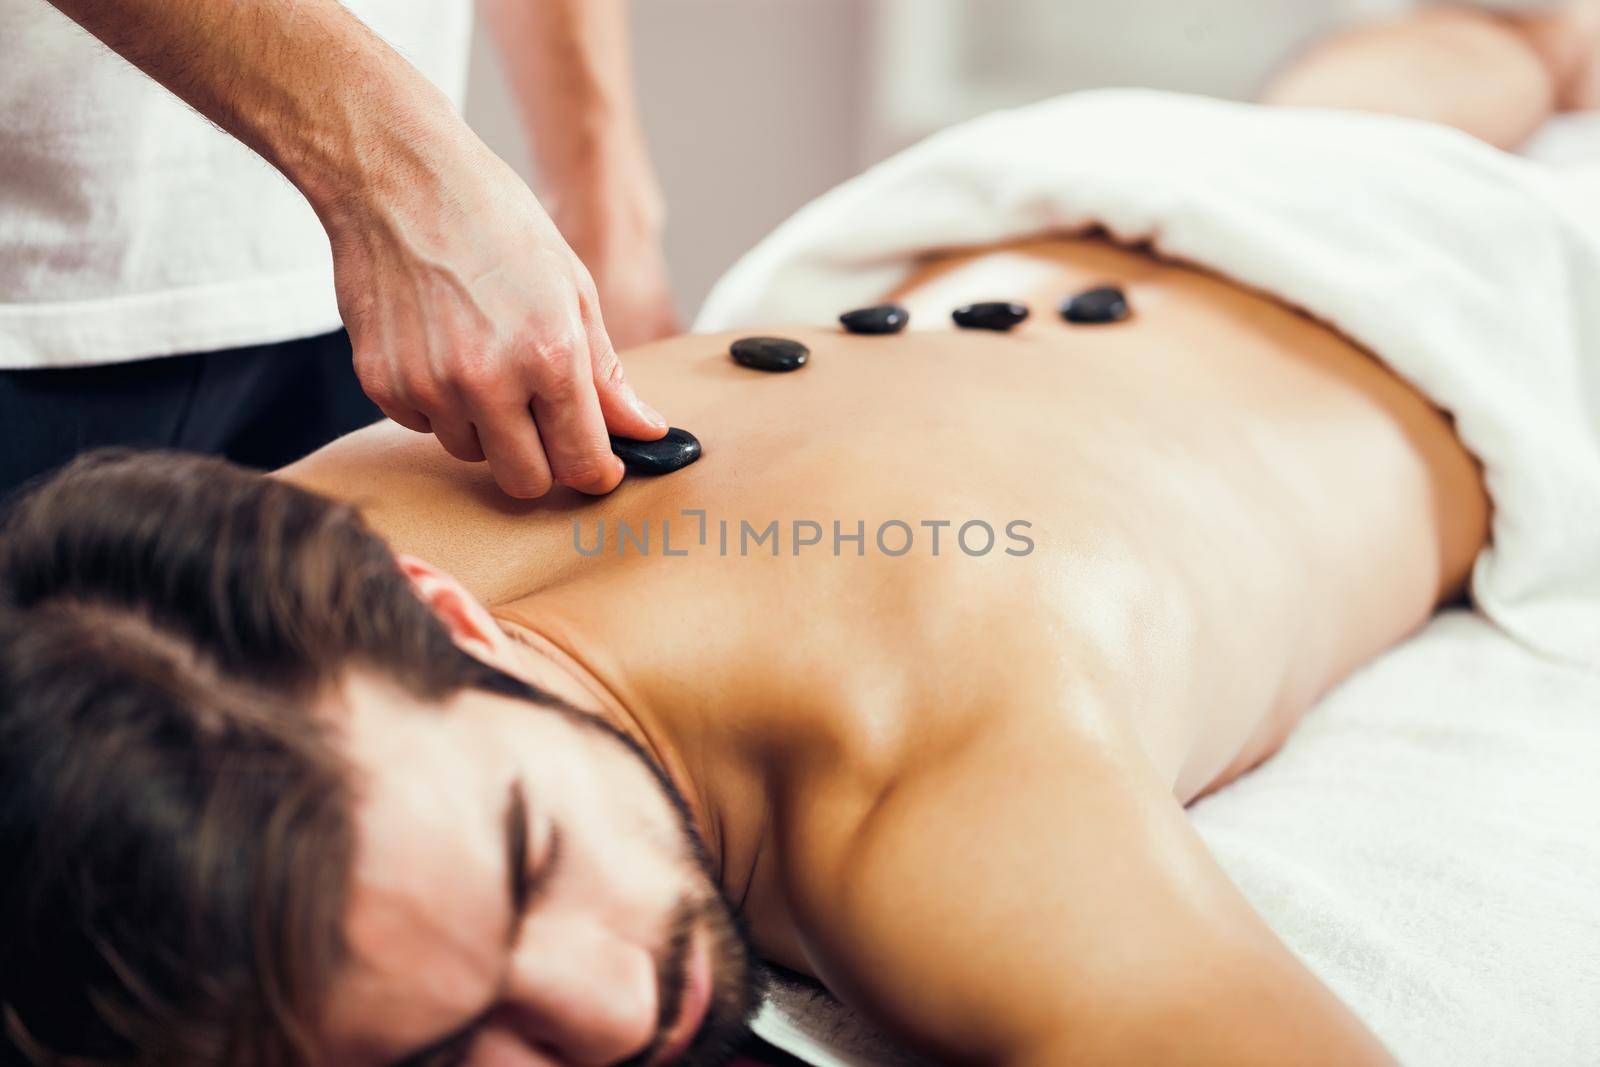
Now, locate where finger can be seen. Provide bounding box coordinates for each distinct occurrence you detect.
[473,402,555,500]
[351,349,432,435]
[427,415,487,465]
[528,340,625,496]
[375,402,432,436]
[585,310,668,442]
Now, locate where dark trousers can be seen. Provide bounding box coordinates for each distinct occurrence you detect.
[0,330,380,507]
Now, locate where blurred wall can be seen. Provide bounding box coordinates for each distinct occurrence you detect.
[468,0,1581,322]
[462,0,1381,322]
[465,0,874,323]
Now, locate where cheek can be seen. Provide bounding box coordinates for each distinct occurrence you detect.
[506,717,704,909]
[524,735,673,863]
[561,797,690,921]
[541,774,700,933]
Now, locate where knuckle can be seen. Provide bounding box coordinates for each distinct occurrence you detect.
[350,349,385,388]
[399,372,444,413]
[499,467,554,500]
[448,350,505,401]
[593,345,627,388]
[542,378,585,404]
[527,333,583,378]
[359,374,398,410]
[577,277,603,309]
[554,458,612,492]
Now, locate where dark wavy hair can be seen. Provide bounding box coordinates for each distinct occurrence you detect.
[0,451,554,1066]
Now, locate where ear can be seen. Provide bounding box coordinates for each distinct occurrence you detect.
[396,554,516,664]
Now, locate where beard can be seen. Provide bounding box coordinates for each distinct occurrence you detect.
[581,716,766,1066]
[499,672,767,1064]
[619,895,765,1067]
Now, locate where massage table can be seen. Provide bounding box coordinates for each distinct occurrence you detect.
[696,100,1600,1066]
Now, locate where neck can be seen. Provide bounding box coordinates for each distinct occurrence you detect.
[489,608,729,883]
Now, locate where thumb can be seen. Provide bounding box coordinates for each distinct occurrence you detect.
[589,321,669,441]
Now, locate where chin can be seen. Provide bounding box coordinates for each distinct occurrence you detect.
[668,897,767,1067]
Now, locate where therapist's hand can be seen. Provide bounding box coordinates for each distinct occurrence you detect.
[325,140,669,500]
[35,0,667,500]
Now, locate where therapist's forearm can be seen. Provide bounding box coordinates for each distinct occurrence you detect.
[478,0,663,233]
[43,0,475,226]
[1262,7,1561,148]
[478,0,680,347]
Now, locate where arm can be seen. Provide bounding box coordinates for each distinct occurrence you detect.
[1263,3,1599,148]
[45,0,668,498]
[480,0,681,348]
[784,713,1396,1066]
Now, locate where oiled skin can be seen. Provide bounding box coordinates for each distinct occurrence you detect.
[284,236,1488,1064]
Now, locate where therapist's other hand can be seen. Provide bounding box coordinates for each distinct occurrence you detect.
[579,235,682,350]
[558,191,682,349]
[326,143,668,500]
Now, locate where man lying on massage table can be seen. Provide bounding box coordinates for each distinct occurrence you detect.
[2,7,1595,1067]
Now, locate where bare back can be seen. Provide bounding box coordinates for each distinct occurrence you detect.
[285,235,1487,801]
[284,235,1489,1061]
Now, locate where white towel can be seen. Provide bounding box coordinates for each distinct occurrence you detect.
[694,93,1600,1065]
[696,90,1600,672]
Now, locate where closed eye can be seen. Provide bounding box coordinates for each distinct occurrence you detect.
[507,778,531,918]
[416,1028,478,1067]
[389,1011,487,1067]
[506,780,563,944]
[386,779,555,1067]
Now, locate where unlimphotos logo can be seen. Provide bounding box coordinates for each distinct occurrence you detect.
[573,510,1036,558]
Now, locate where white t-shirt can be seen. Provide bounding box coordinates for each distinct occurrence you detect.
[0,1,473,369]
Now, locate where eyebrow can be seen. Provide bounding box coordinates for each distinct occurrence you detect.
[383,780,533,1067]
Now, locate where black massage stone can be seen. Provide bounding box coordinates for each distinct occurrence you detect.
[952,302,1030,331]
[1060,285,1131,324]
[610,427,702,475]
[730,336,810,372]
[840,304,909,335]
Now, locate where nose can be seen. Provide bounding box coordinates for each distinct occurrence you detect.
[496,915,660,1065]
